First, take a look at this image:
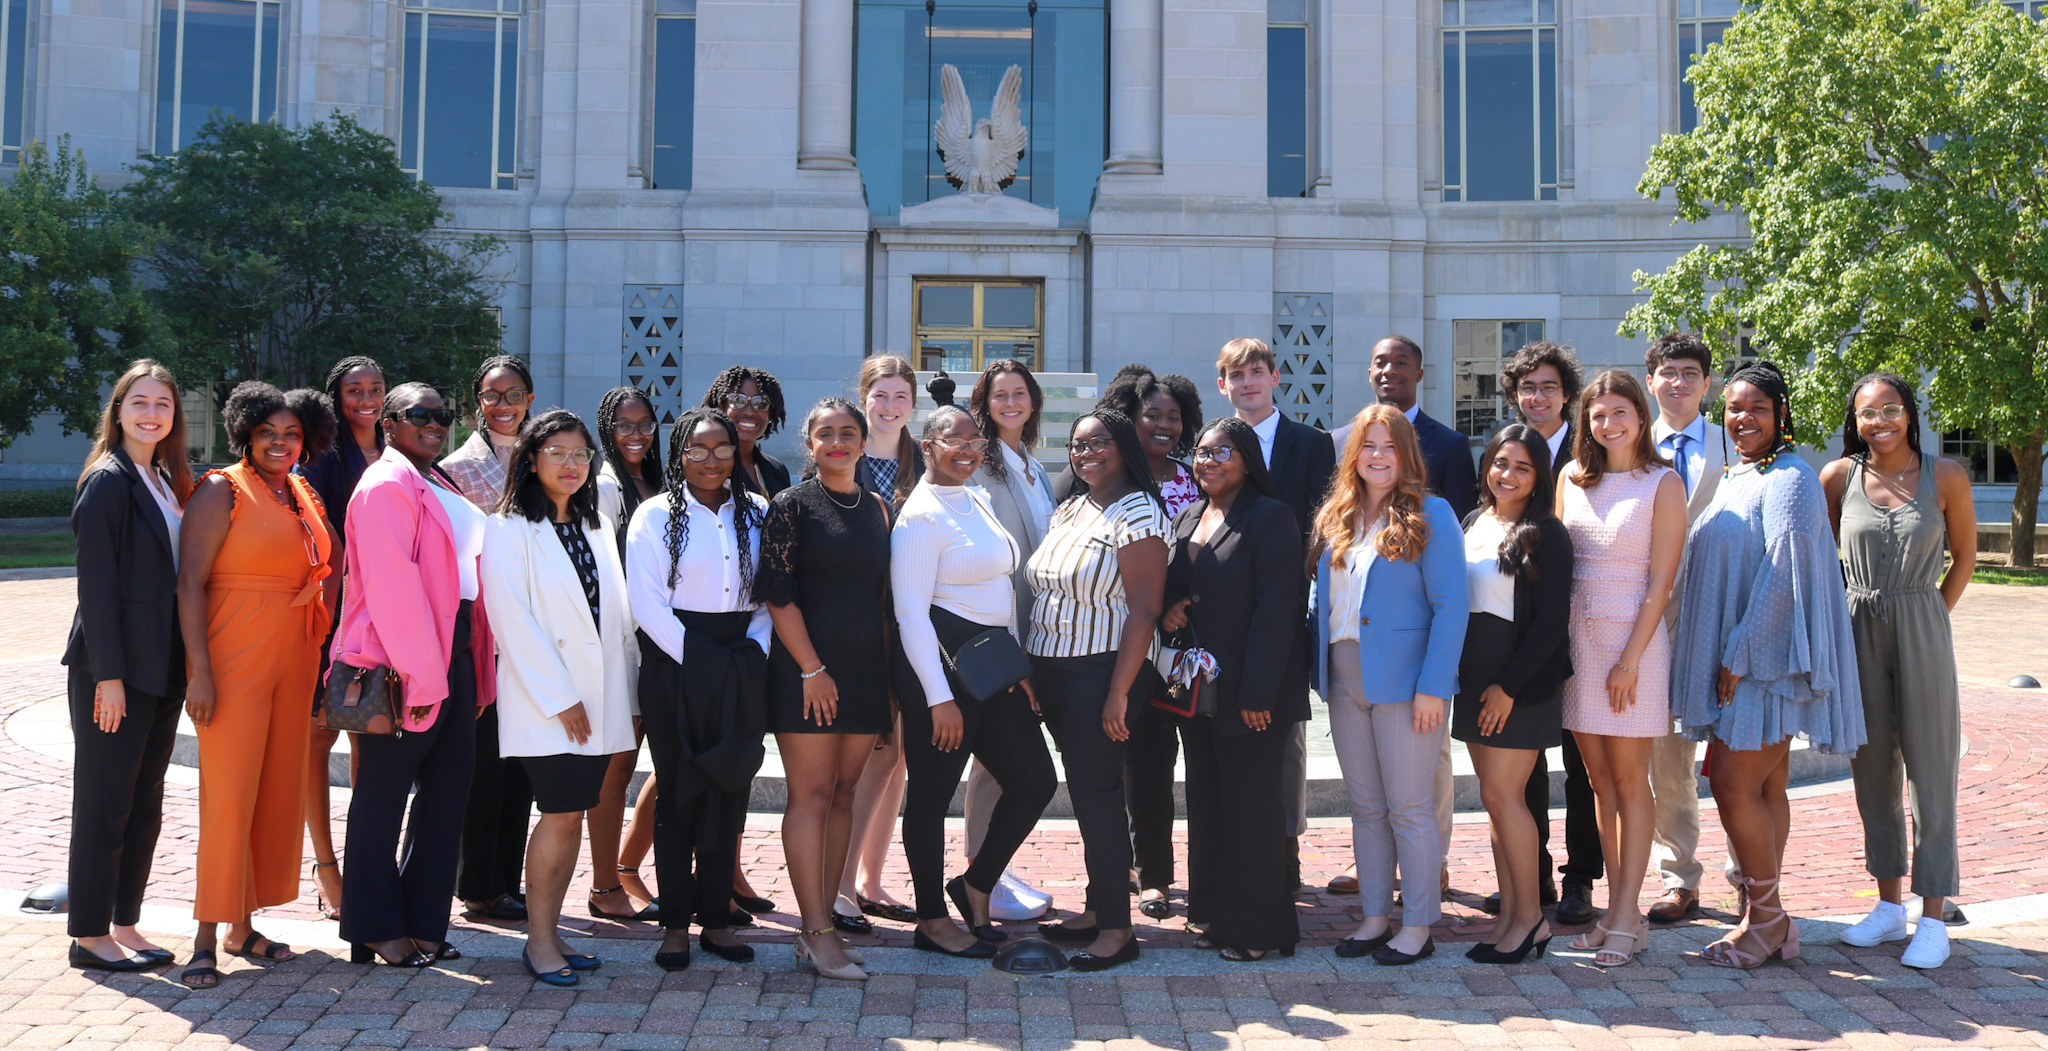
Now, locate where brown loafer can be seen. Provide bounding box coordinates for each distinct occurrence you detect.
[1327,874,1359,895]
[1647,887,1699,924]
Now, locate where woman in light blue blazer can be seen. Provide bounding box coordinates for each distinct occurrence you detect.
[1312,404,1469,966]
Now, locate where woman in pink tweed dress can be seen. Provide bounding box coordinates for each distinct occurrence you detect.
[1556,371,1688,968]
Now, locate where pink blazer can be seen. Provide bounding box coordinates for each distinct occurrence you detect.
[329,447,497,731]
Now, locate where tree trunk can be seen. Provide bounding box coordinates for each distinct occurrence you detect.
[2010,431,2045,569]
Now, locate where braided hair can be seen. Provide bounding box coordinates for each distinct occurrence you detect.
[1726,359,1797,461]
[596,385,665,523]
[701,366,788,438]
[1063,408,1166,515]
[1190,416,1279,505]
[661,407,760,591]
[1840,372,1922,459]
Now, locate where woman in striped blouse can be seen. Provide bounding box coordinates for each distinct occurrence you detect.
[1025,409,1170,972]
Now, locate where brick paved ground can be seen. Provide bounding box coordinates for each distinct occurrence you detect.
[5,576,2048,1048]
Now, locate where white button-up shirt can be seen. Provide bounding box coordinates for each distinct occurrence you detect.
[1652,413,1708,498]
[624,488,772,663]
[1248,407,1281,466]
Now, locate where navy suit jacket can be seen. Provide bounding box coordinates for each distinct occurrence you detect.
[1268,413,1335,540]
[1413,409,1478,521]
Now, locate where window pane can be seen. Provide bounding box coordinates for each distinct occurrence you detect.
[1441,0,1459,26]
[1700,0,1739,14]
[496,14,518,185]
[258,1,278,121]
[1464,0,1530,25]
[176,0,259,150]
[1679,22,1698,134]
[5,0,30,152]
[918,340,974,374]
[1462,29,1534,201]
[651,16,695,189]
[1267,25,1307,198]
[919,285,973,327]
[156,0,179,153]
[420,13,498,187]
[1442,31,1460,198]
[401,11,422,170]
[1538,26,1554,192]
[982,285,1036,328]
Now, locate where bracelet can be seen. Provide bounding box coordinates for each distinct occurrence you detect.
[800,665,828,680]
[1615,661,1637,674]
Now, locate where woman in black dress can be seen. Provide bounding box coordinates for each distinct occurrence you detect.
[1452,423,1573,964]
[756,397,895,981]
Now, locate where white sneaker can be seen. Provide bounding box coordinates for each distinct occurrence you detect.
[988,870,1051,921]
[1901,919,1951,969]
[1839,901,1910,947]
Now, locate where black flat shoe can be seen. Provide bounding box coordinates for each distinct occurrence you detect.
[589,888,660,921]
[1138,897,1173,920]
[1038,920,1098,944]
[859,894,918,924]
[1373,937,1435,966]
[1333,931,1393,958]
[470,894,528,921]
[69,942,158,972]
[351,943,431,967]
[1067,938,1141,972]
[946,876,1007,942]
[734,894,776,914]
[830,910,873,935]
[913,930,997,958]
[698,937,755,963]
[132,947,176,964]
[654,949,691,972]
[1219,945,1295,962]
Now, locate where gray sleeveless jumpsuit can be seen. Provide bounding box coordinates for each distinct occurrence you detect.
[1841,453,1959,898]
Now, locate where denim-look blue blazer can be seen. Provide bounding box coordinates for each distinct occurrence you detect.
[1314,495,1470,705]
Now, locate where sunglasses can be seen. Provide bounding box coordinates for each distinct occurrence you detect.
[724,394,771,412]
[387,406,458,428]
[681,445,738,463]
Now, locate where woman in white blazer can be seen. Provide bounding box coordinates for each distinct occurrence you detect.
[481,410,636,987]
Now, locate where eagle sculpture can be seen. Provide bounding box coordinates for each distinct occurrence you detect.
[935,63,1028,195]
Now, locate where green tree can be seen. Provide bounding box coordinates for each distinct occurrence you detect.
[0,138,163,450]
[1621,0,2048,566]
[124,114,505,398]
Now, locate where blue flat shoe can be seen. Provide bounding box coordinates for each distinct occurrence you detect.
[522,948,579,987]
[563,952,600,971]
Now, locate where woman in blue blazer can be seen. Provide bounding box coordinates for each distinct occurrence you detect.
[1313,404,1469,966]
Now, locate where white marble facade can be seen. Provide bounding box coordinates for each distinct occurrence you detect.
[3,0,1755,470]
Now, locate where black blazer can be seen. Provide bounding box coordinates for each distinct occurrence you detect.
[63,448,186,699]
[1414,409,1479,521]
[751,449,792,497]
[1459,511,1575,705]
[1162,492,1311,734]
[1268,414,1335,541]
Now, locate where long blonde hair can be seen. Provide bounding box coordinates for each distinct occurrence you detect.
[1314,404,1431,566]
[78,359,193,500]
[857,352,919,506]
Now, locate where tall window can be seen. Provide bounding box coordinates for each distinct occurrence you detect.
[1268,1,1308,198]
[1941,430,2017,485]
[400,0,520,189]
[153,0,281,155]
[1678,0,1735,134]
[649,0,694,189]
[1441,0,1557,202]
[2,0,25,163]
[1452,319,1544,437]
[913,279,1042,372]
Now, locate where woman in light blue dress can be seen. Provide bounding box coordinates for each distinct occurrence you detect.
[1671,362,1864,970]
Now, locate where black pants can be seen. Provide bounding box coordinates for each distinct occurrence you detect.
[898,610,1057,921]
[1123,696,1188,893]
[641,666,745,933]
[457,702,533,903]
[1552,733,1602,882]
[342,603,478,945]
[1032,652,1133,930]
[66,664,181,938]
[1184,715,1299,951]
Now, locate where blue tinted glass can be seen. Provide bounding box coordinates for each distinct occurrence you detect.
[1462,29,1533,201]
[1267,25,1307,197]
[497,15,518,183]
[401,11,422,169]
[156,0,180,153]
[258,0,278,121]
[920,285,973,327]
[652,16,694,189]
[1442,31,1460,197]
[982,285,1035,327]
[1679,22,1697,134]
[1538,27,1554,188]
[177,0,259,150]
[3,0,26,150]
[422,12,497,187]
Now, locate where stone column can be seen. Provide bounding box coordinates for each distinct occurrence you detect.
[796,0,856,169]
[1102,0,1162,175]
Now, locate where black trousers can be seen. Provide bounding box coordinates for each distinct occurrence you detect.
[641,668,745,933]
[1123,697,1189,893]
[898,611,1057,921]
[66,664,181,938]
[1032,652,1133,930]
[341,603,478,945]
[1545,733,1602,882]
[1184,714,1299,951]
[457,702,533,903]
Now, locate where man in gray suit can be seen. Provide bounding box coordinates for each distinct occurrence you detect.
[1642,331,1730,923]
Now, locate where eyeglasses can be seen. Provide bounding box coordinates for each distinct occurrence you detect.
[1855,403,1908,424]
[1067,436,1115,456]
[478,388,530,407]
[1654,367,1706,384]
[724,394,771,412]
[541,446,596,466]
[1514,382,1564,398]
[928,436,991,454]
[1191,445,1236,463]
[681,445,738,463]
[613,421,658,437]
[387,406,457,428]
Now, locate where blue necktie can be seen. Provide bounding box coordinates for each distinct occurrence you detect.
[1670,432,1692,496]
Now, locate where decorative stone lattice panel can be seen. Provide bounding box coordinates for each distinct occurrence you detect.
[1274,293,1335,430]
[623,285,687,424]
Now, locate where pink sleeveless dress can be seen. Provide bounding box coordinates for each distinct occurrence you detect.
[1560,463,1674,738]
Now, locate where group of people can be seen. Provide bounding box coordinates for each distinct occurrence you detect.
[58,326,1973,984]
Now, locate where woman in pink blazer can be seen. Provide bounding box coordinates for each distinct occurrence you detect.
[332,383,495,968]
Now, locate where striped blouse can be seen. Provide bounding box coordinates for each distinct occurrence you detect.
[1025,490,1172,658]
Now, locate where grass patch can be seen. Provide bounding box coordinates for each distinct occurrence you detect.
[0,532,76,570]
[1974,563,2048,586]
[0,488,72,519]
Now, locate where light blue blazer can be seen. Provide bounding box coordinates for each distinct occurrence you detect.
[1314,495,1470,705]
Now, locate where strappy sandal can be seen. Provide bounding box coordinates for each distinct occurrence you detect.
[181,949,221,988]
[312,860,342,921]
[1700,875,1800,969]
[226,932,293,961]
[1590,924,1643,968]
[1569,922,1616,952]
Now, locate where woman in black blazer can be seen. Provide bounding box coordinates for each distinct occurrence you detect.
[62,360,195,972]
[1452,423,1574,965]
[1158,417,1310,962]
[703,366,793,497]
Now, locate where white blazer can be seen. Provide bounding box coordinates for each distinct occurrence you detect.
[481,512,638,758]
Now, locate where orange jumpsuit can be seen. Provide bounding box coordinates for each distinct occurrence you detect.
[193,463,332,923]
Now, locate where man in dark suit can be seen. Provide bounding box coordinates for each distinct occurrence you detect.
[1330,335,1479,520]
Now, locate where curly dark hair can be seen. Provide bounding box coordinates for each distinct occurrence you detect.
[967,359,1043,482]
[1190,416,1278,504]
[499,409,603,528]
[223,381,336,465]
[597,386,665,523]
[1500,341,1584,415]
[1097,364,1204,458]
[662,407,761,591]
[701,366,787,439]
[1063,408,1165,515]
[1477,423,1558,580]
[1841,372,1922,459]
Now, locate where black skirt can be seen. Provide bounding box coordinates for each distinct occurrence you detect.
[1451,612,1562,751]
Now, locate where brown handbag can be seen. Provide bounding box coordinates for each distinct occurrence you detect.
[321,661,403,735]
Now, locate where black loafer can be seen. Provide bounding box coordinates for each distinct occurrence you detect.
[1067,938,1141,972]
[1138,897,1173,920]
[654,949,691,972]
[1333,931,1393,958]
[69,942,159,972]
[134,947,176,965]
[859,895,918,924]
[734,895,776,914]
[945,876,1007,942]
[470,894,528,921]
[698,937,755,964]
[729,907,756,928]
[914,930,997,958]
[1038,920,1098,944]
[1373,937,1435,966]
[831,910,873,935]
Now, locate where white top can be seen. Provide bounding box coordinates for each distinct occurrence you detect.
[624,488,773,664]
[1248,408,1280,467]
[1463,512,1517,621]
[1652,413,1709,499]
[1544,423,1570,465]
[134,459,183,571]
[892,482,1022,706]
[428,480,488,600]
[1000,440,1054,528]
[1026,491,1172,657]
[1327,525,1380,644]
[481,514,638,757]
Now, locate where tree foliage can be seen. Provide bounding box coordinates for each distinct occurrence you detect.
[124,114,505,398]
[1621,0,2048,564]
[0,139,164,450]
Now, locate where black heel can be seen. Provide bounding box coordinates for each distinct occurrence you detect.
[351,942,430,968]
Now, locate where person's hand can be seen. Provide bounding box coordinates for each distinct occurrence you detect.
[802,668,839,726]
[1607,662,1639,713]
[1477,684,1514,737]
[559,702,592,745]
[408,705,435,724]
[1412,693,1445,735]
[1020,677,1040,715]
[1102,690,1130,741]
[1159,598,1192,634]
[1717,666,1740,708]
[185,673,217,728]
[930,701,964,751]
[93,680,127,734]
[1241,708,1271,732]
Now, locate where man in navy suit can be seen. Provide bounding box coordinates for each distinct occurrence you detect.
[1331,336,1479,520]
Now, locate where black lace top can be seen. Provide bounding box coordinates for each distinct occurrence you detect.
[554,520,602,629]
[753,478,895,734]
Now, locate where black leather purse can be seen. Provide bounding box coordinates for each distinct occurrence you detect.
[940,627,1034,703]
